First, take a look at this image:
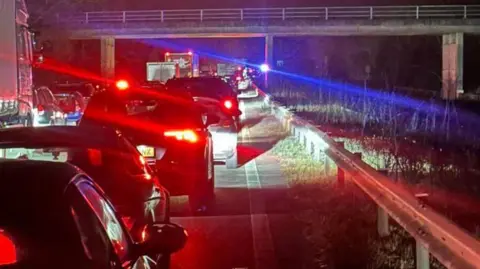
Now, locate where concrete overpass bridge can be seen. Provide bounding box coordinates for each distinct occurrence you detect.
[46,4,480,99]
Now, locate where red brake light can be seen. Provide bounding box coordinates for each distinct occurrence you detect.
[116,80,129,91]
[165,52,170,56]
[224,100,233,109]
[37,104,44,112]
[236,76,241,81]
[187,51,193,56]
[0,230,17,265]
[164,129,198,143]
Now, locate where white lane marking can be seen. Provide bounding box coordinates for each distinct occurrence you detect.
[243,114,277,269]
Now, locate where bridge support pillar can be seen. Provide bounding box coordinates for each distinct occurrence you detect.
[264,35,274,88]
[442,33,464,100]
[101,37,115,80]
[416,239,430,269]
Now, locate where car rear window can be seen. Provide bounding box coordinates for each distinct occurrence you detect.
[52,84,94,98]
[166,79,234,99]
[148,101,204,128]
[56,95,79,113]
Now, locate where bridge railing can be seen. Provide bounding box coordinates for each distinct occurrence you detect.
[261,92,480,268]
[55,5,480,24]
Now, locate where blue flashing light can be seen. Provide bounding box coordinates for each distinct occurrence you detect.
[260,64,270,72]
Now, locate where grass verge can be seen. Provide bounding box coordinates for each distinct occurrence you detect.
[270,137,446,269]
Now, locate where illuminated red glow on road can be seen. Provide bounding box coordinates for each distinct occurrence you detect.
[0,230,16,265]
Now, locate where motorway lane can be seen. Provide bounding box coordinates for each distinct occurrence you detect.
[169,98,302,269]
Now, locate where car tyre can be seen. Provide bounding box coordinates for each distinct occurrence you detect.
[234,117,242,132]
[155,253,171,269]
[189,156,215,214]
[226,149,238,169]
[23,114,33,127]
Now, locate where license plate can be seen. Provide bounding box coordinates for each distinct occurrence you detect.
[137,146,155,157]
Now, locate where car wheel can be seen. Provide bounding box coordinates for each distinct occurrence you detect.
[23,115,33,127]
[189,159,215,214]
[226,148,238,169]
[207,152,215,199]
[235,117,242,132]
[155,253,171,269]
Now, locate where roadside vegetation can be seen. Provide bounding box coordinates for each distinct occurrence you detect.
[268,76,480,237]
[270,137,445,269]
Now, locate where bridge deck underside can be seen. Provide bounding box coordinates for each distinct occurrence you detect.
[52,19,480,39]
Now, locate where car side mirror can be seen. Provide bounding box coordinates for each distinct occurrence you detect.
[205,114,220,126]
[133,223,188,257]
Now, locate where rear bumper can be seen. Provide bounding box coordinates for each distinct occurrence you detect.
[210,128,237,161]
[144,145,207,196]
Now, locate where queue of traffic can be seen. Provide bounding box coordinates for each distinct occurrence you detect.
[0,72,259,269]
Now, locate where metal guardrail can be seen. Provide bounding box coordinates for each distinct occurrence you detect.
[55,5,480,24]
[266,95,480,268]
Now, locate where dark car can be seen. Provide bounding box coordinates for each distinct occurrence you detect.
[79,87,218,213]
[0,159,187,268]
[165,77,241,126]
[50,83,95,125]
[32,86,65,127]
[165,77,240,169]
[50,82,96,101]
[0,126,170,242]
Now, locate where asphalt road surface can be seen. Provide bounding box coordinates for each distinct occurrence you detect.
[170,98,309,269]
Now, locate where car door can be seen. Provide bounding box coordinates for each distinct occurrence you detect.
[67,177,155,269]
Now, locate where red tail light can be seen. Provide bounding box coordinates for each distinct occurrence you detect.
[236,76,241,81]
[37,104,44,112]
[0,230,17,265]
[224,100,233,110]
[116,80,129,91]
[164,129,198,143]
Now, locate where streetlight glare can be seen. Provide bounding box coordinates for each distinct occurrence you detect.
[260,64,270,72]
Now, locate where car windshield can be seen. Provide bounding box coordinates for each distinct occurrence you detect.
[166,78,235,99]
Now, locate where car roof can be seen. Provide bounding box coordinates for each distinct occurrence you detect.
[0,160,84,228]
[0,160,95,260]
[168,77,224,82]
[0,159,82,201]
[0,126,122,149]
